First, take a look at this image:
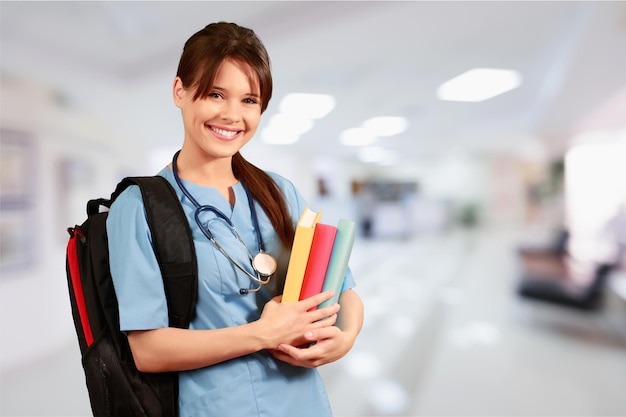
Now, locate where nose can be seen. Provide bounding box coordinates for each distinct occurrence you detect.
[219,99,242,123]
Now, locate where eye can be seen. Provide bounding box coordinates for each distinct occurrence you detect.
[208,91,223,99]
[243,97,259,105]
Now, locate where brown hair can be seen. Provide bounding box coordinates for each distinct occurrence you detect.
[176,22,294,247]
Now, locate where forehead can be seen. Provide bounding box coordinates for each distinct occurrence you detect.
[214,58,260,93]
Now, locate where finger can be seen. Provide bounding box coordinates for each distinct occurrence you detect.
[310,313,338,330]
[274,351,315,368]
[278,343,314,361]
[300,290,334,310]
[270,349,304,366]
[279,342,329,367]
[305,326,339,342]
[311,303,340,321]
[276,344,305,362]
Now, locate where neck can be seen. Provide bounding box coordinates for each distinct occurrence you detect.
[172,150,238,204]
[173,149,237,187]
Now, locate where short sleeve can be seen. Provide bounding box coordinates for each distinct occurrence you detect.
[106,185,169,331]
[342,268,356,291]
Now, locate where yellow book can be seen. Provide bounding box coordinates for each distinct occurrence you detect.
[282,207,322,302]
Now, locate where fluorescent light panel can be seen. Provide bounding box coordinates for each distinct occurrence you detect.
[279,93,336,119]
[261,125,301,145]
[268,113,314,135]
[362,116,408,137]
[340,116,408,148]
[358,146,398,165]
[340,128,377,146]
[437,68,522,102]
[262,93,336,144]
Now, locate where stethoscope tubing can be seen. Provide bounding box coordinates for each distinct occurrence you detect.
[171,151,274,293]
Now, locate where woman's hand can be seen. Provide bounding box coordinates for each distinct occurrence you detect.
[269,325,351,368]
[270,289,363,368]
[258,290,340,349]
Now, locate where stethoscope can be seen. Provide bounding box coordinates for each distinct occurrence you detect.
[172,151,277,294]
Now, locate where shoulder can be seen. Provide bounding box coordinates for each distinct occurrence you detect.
[109,168,172,214]
[266,171,297,195]
[265,171,302,205]
[108,183,144,217]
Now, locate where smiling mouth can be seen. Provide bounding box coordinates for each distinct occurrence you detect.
[209,126,241,139]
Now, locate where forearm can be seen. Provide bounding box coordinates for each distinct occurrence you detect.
[128,321,268,373]
[128,292,340,373]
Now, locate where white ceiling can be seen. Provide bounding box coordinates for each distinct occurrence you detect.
[2,1,626,165]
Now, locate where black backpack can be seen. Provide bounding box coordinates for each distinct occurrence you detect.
[65,176,198,417]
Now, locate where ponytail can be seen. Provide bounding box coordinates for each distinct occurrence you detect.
[232,153,294,249]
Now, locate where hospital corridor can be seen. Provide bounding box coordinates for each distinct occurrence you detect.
[2,1,626,416]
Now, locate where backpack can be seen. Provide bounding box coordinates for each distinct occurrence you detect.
[65,176,198,417]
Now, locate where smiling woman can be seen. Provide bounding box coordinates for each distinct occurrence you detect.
[103,21,364,417]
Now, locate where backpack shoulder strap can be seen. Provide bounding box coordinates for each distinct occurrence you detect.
[112,176,198,329]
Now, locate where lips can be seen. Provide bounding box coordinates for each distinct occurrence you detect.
[209,125,241,140]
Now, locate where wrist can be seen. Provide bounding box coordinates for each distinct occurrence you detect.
[248,319,274,351]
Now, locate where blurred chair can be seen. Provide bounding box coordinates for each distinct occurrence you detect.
[516,229,615,310]
[518,229,569,258]
[517,261,614,311]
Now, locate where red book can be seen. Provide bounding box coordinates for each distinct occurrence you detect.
[299,223,337,309]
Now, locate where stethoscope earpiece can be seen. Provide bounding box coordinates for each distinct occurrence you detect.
[172,151,277,295]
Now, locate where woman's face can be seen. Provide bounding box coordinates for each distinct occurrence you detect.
[174,58,262,162]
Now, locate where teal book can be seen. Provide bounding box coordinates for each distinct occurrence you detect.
[318,219,356,308]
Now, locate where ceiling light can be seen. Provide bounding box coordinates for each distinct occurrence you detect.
[362,117,408,137]
[340,128,377,146]
[437,68,522,102]
[358,147,397,165]
[261,126,301,145]
[279,93,336,119]
[358,146,384,162]
[268,113,314,135]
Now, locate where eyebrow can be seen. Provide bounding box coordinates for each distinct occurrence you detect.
[213,85,261,98]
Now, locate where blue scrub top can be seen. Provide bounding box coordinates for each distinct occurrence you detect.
[107,167,355,417]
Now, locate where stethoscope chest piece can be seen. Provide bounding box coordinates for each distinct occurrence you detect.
[253,252,277,278]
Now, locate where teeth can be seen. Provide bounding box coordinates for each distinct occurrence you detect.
[212,127,238,137]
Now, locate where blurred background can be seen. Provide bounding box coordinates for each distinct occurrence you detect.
[1,1,626,416]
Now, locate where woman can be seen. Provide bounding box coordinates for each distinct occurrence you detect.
[107,22,363,417]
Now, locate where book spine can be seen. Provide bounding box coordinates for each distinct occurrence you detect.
[282,226,316,302]
[299,223,337,309]
[319,219,356,308]
[282,208,322,302]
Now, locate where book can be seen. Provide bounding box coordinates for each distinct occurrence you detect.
[319,219,356,309]
[298,223,338,309]
[282,207,322,302]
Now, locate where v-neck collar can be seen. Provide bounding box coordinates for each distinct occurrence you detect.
[163,167,243,219]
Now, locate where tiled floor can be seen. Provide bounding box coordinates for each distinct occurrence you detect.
[2,227,625,416]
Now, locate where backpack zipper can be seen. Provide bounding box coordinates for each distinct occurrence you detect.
[67,226,87,245]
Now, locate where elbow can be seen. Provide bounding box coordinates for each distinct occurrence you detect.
[338,289,365,335]
[127,331,164,373]
[131,351,157,373]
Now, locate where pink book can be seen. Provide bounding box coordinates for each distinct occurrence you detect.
[299,223,337,309]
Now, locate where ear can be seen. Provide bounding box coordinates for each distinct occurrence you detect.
[173,77,185,108]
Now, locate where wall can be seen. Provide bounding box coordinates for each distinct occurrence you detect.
[0,76,140,372]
